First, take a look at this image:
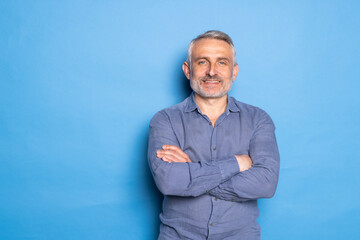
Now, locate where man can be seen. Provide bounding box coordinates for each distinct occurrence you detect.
[148,30,280,240]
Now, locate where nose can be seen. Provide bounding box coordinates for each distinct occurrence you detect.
[207,63,216,76]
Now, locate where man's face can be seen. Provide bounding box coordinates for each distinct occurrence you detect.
[183,38,239,99]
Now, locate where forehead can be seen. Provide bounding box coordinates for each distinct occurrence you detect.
[192,38,233,59]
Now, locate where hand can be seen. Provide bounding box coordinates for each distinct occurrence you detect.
[235,154,252,172]
[156,145,192,163]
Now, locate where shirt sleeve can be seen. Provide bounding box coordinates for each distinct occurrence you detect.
[209,110,280,202]
[148,111,240,197]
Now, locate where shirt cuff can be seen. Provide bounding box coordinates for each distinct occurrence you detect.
[217,156,240,182]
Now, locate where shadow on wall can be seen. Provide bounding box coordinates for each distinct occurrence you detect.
[139,126,162,239]
[140,54,192,238]
[172,54,192,102]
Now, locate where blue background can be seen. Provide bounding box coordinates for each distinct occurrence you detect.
[1,0,360,239]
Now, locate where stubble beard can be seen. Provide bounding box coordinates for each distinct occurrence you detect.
[190,75,233,99]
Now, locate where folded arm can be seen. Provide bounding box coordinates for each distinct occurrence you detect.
[209,111,280,202]
[158,145,252,172]
[148,111,240,197]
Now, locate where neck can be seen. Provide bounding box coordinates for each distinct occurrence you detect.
[194,93,228,126]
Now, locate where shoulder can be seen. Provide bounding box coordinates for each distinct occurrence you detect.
[229,96,274,126]
[150,97,190,126]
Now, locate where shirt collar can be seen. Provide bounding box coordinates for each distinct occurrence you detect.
[184,92,240,113]
[184,92,199,112]
[227,96,240,113]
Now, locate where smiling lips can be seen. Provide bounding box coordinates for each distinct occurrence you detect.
[200,76,223,84]
[203,81,220,87]
[202,78,222,87]
[203,80,220,83]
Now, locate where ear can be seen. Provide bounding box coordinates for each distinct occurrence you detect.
[232,63,239,82]
[182,61,191,80]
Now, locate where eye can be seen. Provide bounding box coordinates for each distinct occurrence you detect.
[198,60,207,65]
[218,61,227,65]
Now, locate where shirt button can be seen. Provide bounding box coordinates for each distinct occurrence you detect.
[209,122,212,125]
[214,197,218,201]
[206,190,209,193]
[213,147,216,151]
[210,223,214,226]
[231,199,235,202]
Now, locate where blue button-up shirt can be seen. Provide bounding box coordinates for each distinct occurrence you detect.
[148,93,280,240]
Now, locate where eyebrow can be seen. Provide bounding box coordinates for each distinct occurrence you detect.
[217,57,230,62]
[194,57,231,62]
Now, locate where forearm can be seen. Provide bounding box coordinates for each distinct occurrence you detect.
[148,111,240,197]
[149,154,239,197]
[210,113,280,202]
[209,157,279,201]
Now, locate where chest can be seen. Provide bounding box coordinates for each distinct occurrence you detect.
[171,112,254,163]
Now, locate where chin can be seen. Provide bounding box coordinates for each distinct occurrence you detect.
[190,82,229,98]
[196,90,227,98]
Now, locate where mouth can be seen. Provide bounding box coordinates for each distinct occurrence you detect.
[196,76,224,89]
[202,79,221,87]
[200,75,223,83]
[203,80,221,83]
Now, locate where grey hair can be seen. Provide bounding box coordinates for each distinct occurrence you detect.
[186,30,237,65]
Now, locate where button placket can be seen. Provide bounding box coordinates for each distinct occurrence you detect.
[210,126,217,161]
[208,195,220,238]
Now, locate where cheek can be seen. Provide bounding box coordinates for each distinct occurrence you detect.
[228,70,235,80]
[192,67,207,75]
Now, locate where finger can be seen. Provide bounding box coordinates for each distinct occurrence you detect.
[162,154,184,163]
[162,156,172,163]
[162,145,190,159]
[157,150,180,159]
[162,145,186,155]
[157,150,165,158]
[158,149,186,162]
[160,149,188,162]
[165,151,189,163]
[162,145,178,150]
[161,151,191,163]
